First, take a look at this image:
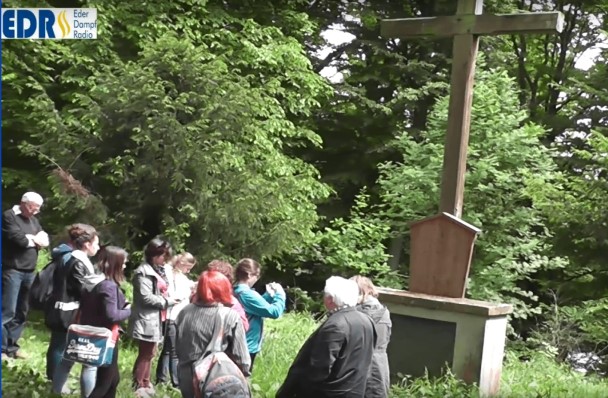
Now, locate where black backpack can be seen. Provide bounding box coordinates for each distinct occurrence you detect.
[29,251,73,311]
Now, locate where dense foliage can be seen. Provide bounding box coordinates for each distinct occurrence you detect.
[359,66,568,321]
[3,0,332,262]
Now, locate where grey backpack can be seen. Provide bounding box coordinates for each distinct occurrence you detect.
[192,306,251,398]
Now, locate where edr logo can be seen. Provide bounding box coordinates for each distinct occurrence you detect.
[2,9,59,39]
[1,8,96,40]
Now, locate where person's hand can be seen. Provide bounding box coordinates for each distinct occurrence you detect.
[33,231,49,248]
[168,297,183,306]
[267,282,285,298]
[265,283,276,297]
[272,283,286,298]
[124,303,132,310]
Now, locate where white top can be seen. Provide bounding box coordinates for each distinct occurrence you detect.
[72,249,95,274]
[165,265,196,321]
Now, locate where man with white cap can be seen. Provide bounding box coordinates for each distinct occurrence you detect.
[2,191,49,360]
[277,276,377,398]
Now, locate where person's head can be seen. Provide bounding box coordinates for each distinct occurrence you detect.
[19,192,44,218]
[174,252,197,274]
[350,275,379,304]
[67,223,100,257]
[144,238,172,266]
[97,246,128,284]
[323,276,359,311]
[207,260,234,284]
[195,270,233,306]
[235,258,261,287]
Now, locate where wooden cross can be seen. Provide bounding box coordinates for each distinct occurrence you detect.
[382,0,564,218]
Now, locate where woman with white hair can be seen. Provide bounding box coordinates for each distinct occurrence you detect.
[276,276,376,398]
[351,275,392,398]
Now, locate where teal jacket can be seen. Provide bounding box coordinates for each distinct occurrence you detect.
[234,283,286,354]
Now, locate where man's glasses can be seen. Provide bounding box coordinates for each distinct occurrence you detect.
[25,203,41,215]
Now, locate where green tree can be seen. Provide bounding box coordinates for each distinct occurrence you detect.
[332,66,568,320]
[2,0,332,262]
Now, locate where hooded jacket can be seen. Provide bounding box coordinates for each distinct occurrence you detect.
[44,247,101,331]
[51,243,74,269]
[128,263,172,343]
[80,278,130,331]
[356,297,392,398]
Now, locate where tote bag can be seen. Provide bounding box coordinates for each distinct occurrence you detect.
[63,323,120,367]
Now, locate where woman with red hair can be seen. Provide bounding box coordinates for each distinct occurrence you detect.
[175,271,250,398]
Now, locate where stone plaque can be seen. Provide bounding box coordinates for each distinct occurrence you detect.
[388,313,457,381]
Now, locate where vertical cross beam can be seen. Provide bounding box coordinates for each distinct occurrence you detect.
[382,2,562,220]
[439,0,484,218]
[381,0,564,294]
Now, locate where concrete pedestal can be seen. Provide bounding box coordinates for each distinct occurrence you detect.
[379,288,513,397]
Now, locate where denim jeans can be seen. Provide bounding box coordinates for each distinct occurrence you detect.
[47,330,67,380]
[156,320,179,386]
[52,357,97,397]
[2,269,35,356]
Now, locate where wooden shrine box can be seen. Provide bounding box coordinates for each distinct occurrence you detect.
[409,212,481,298]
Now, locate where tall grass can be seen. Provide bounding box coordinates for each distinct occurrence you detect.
[2,311,607,397]
[249,311,319,397]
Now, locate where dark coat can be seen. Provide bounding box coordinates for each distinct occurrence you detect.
[1,207,43,271]
[80,279,131,329]
[45,251,98,332]
[276,306,377,398]
[357,298,392,398]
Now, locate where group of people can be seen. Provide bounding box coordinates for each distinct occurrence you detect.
[2,192,393,398]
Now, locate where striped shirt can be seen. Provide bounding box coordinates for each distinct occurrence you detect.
[175,303,251,375]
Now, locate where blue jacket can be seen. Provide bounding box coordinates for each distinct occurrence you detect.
[234,283,286,354]
[52,243,73,266]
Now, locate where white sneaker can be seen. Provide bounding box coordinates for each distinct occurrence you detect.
[49,386,71,395]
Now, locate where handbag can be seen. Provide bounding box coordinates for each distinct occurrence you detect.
[63,323,119,367]
[62,283,121,367]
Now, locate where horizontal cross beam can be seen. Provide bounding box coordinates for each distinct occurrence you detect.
[381,12,564,39]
